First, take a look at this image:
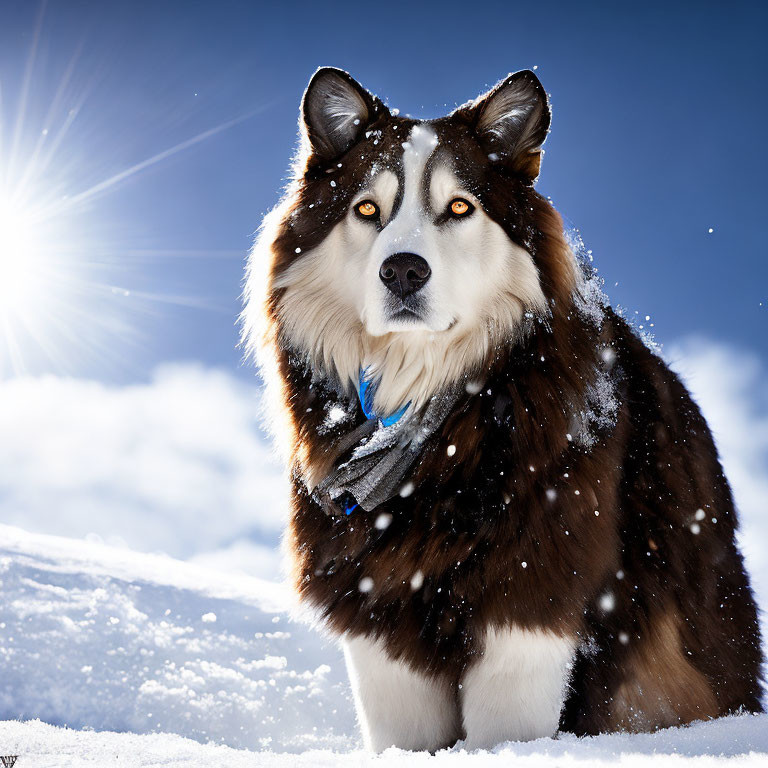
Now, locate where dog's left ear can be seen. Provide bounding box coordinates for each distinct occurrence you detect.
[458,70,551,182]
[301,67,386,166]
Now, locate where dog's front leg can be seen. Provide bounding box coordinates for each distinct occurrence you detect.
[460,625,575,750]
[343,634,461,752]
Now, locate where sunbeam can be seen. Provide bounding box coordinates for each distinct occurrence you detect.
[0,12,259,378]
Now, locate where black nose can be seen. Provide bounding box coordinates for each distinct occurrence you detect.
[379,252,431,298]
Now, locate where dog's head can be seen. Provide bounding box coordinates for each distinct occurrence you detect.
[245,68,576,414]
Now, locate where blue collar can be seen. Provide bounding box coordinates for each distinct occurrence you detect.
[358,369,409,427]
[338,370,410,516]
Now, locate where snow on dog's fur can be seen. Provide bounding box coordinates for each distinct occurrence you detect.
[242,68,763,752]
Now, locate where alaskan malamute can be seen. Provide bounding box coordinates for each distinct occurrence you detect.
[242,67,763,751]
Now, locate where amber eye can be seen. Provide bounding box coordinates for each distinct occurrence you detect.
[449,198,473,217]
[356,200,379,219]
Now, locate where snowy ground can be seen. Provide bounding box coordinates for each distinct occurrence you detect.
[0,525,355,753]
[0,524,766,766]
[1,715,768,767]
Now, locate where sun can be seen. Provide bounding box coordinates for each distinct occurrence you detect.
[0,11,259,378]
[0,194,46,315]
[0,176,82,376]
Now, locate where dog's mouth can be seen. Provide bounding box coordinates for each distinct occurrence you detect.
[382,301,457,333]
[384,295,427,324]
[373,294,457,334]
[388,307,423,323]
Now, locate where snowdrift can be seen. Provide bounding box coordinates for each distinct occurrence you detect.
[0,524,356,752]
[0,524,766,766]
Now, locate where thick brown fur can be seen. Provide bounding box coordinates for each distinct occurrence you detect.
[246,69,763,738]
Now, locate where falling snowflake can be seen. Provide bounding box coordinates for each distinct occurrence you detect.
[374,513,392,530]
[599,592,616,612]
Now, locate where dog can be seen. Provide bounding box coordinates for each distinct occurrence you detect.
[242,67,763,752]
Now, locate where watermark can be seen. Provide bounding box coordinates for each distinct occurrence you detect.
[0,757,18,768]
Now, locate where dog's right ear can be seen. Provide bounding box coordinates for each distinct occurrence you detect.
[457,70,551,182]
[301,68,384,165]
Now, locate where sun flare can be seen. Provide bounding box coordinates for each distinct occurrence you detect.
[0,14,256,378]
[0,158,89,376]
[0,195,47,314]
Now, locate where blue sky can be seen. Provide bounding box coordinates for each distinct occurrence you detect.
[1,0,766,382]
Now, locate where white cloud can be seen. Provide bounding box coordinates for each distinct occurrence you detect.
[667,337,768,614]
[0,364,288,564]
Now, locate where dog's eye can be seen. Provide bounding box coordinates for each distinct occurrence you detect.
[449,198,474,218]
[355,200,379,219]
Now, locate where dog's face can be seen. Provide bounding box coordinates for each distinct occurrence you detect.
[249,69,575,414]
[323,121,547,339]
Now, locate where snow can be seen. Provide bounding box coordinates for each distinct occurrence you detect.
[0,524,356,753]
[1,708,768,767]
[0,506,767,764]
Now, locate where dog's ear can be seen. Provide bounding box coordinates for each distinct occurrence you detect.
[301,67,385,165]
[459,70,551,182]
